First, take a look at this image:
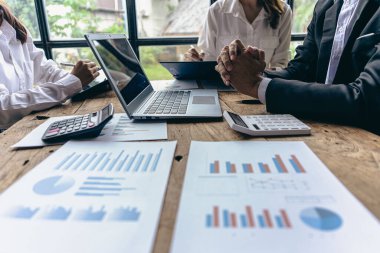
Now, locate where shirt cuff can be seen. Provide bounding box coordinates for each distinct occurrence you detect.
[57,74,82,98]
[258,77,272,104]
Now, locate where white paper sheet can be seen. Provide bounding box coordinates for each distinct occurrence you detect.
[171,141,380,253]
[12,113,167,149]
[0,141,177,253]
[150,79,198,90]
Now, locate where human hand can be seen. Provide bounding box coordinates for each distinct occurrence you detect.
[184,46,205,61]
[228,46,266,98]
[215,40,246,84]
[71,60,100,87]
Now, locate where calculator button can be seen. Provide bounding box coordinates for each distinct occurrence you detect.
[88,122,95,128]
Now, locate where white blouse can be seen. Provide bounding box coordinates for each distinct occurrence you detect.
[0,20,81,129]
[198,0,292,68]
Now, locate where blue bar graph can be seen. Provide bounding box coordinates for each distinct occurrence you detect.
[259,163,266,173]
[5,205,141,223]
[205,206,292,229]
[54,152,76,170]
[107,151,124,171]
[134,154,144,172]
[151,148,162,172]
[240,214,247,228]
[226,162,232,173]
[53,149,163,173]
[73,154,89,171]
[223,209,229,227]
[206,214,212,228]
[64,154,81,170]
[92,153,106,171]
[98,153,111,171]
[258,215,266,228]
[142,153,153,172]
[290,159,302,173]
[275,216,284,228]
[75,176,135,197]
[81,153,97,171]
[124,151,139,172]
[273,158,284,173]
[210,163,215,173]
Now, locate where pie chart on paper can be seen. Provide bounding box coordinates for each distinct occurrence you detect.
[300,207,343,231]
[33,175,75,195]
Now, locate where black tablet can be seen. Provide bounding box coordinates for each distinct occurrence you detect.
[160,61,221,80]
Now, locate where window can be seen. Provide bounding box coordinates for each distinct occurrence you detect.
[7,0,40,39]
[292,0,318,34]
[45,0,127,40]
[136,0,209,38]
[10,0,313,78]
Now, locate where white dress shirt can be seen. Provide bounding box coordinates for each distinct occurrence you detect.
[259,0,360,103]
[198,0,292,68]
[0,20,82,129]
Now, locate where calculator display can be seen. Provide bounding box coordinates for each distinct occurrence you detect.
[228,112,248,128]
[101,104,111,121]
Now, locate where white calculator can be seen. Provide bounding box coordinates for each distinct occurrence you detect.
[223,111,311,136]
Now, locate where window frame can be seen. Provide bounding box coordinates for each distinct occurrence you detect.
[32,0,306,60]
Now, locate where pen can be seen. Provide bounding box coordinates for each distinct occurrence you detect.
[60,62,102,70]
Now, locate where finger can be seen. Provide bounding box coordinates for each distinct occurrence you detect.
[246,46,260,59]
[89,66,99,74]
[229,40,245,60]
[189,48,199,55]
[215,64,229,86]
[221,46,233,71]
[86,62,97,68]
[93,71,100,79]
[216,62,231,85]
[258,49,265,62]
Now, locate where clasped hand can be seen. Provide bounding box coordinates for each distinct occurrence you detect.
[215,40,266,98]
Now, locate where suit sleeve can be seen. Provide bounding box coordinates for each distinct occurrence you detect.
[266,42,380,132]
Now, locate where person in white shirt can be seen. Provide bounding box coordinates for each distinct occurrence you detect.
[0,3,99,130]
[185,0,292,68]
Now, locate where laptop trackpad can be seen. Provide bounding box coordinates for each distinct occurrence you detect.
[192,96,215,105]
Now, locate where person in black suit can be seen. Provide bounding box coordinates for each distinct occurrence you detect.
[215,0,380,134]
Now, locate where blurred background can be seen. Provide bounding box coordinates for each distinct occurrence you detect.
[9,0,316,80]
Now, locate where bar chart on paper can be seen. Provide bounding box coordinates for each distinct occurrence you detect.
[0,141,177,253]
[209,154,306,175]
[54,148,163,173]
[205,205,292,229]
[171,141,380,253]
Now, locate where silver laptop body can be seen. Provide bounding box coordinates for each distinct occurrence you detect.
[85,34,222,120]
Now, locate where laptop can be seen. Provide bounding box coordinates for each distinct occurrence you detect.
[160,61,234,91]
[85,34,222,120]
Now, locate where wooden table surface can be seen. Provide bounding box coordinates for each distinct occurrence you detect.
[1,91,380,253]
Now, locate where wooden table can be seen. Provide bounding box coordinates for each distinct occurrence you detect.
[1,91,380,253]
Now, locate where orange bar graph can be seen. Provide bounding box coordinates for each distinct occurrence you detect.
[263,209,273,228]
[291,155,306,173]
[214,161,220,173]
[213,206,219,227]
[263,164,271,173]
[231,164,237,173]
[230,213,237,228]
[246,206,255,227]
[248,164,254,173]
[275,154,288,173]
[280,209,292,228]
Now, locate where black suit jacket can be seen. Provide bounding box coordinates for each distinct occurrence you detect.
[264,0,380,133]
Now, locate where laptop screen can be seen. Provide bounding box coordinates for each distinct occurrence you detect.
[91,37,150,105]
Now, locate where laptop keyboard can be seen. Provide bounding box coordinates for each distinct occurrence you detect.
[144,91,191,115]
